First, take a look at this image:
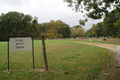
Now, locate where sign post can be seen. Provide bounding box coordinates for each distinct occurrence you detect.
[7,34,34,72]
[42,35,48,71]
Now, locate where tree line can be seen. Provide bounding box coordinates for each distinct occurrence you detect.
[0,11,74,41]
[0,10,120,41]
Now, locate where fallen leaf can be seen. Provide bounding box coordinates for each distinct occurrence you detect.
[63,70,68,74]
[103,73,110,76]
[78,67,82,70]
[115,65,120,68]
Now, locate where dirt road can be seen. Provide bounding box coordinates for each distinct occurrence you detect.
[78,42,120,64]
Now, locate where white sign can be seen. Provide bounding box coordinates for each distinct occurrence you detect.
[10,37,31,51]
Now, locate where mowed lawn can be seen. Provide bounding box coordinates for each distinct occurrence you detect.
[0,39,119,80]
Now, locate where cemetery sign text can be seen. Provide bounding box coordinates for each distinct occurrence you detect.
[10,37,31,51]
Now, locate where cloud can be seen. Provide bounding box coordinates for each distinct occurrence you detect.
[0,0,30,6]
[34,0,85,27]
[0,0,103,29]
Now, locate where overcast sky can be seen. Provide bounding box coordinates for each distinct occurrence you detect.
[0,0,103,30]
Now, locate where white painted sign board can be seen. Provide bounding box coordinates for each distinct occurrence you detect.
[10,37,31,51]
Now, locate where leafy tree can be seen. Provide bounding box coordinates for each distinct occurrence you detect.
[70,27,77,38]
[58,24,71,38]
[21,14,33,34]
[40,20,71,38]
[92,24,96,37]
[0,13,6,40]
[0,12,24,40]
[46,20,62,38]
[85,28,93,37]
[31,16,40,39]
[85,22,103,37]
[73,25,82,29]
[92,22,104,37]
[77,27,85,37]
[103,10,118,37]
[114,11,120,37]
[95,22,104,37]
[0,11,36,41]
[70,25,85,38]
[39,23,48,35]
[64,0,120,25]
[57,20,71,38]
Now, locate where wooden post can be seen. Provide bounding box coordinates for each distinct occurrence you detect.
[8,35,9,72]
[42,35,48,71]
[32,35,35,70]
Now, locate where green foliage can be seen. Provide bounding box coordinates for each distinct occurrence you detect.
[85,22,103,37]
[85,28,93,37]
[79,19,85,26]
[103,9,119,37]
[0,11,39,40]
[70,25,85,37]
[73,25,82,29]
[70,27,77,38]
[40,20,71,38]
[64,0,120,26]
[64,0,120,19]
[92,22,104,37]
[114,11,120,37]
[77,27,85,37]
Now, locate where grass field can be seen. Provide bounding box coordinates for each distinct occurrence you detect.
[0,39,120,80]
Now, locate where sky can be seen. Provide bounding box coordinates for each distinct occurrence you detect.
[0,0,103,30]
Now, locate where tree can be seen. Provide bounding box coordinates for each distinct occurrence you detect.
[92,22,104,37]
[95,22,104,37]
[58,24,71,38]
[85,28,93,37]
[92,24,96,37]
[103,10,118,37]
[85,22,103,37]
[114,11,120,37]
[0,13,6,40]
[57,20,71,38]
[39,23,48,35]
[70,27,77,38]
[40,20,71,38]
[64,0,120,25]
[46,20,64,38]
[31,16,40,39]
[0,12,24,40]
[21,14,33,34]
[73,25,82,29]
[70,25,85,38]
[0,11,35,41]
[77,27,85,37]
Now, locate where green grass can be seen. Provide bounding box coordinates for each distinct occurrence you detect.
[0,40,119,80]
